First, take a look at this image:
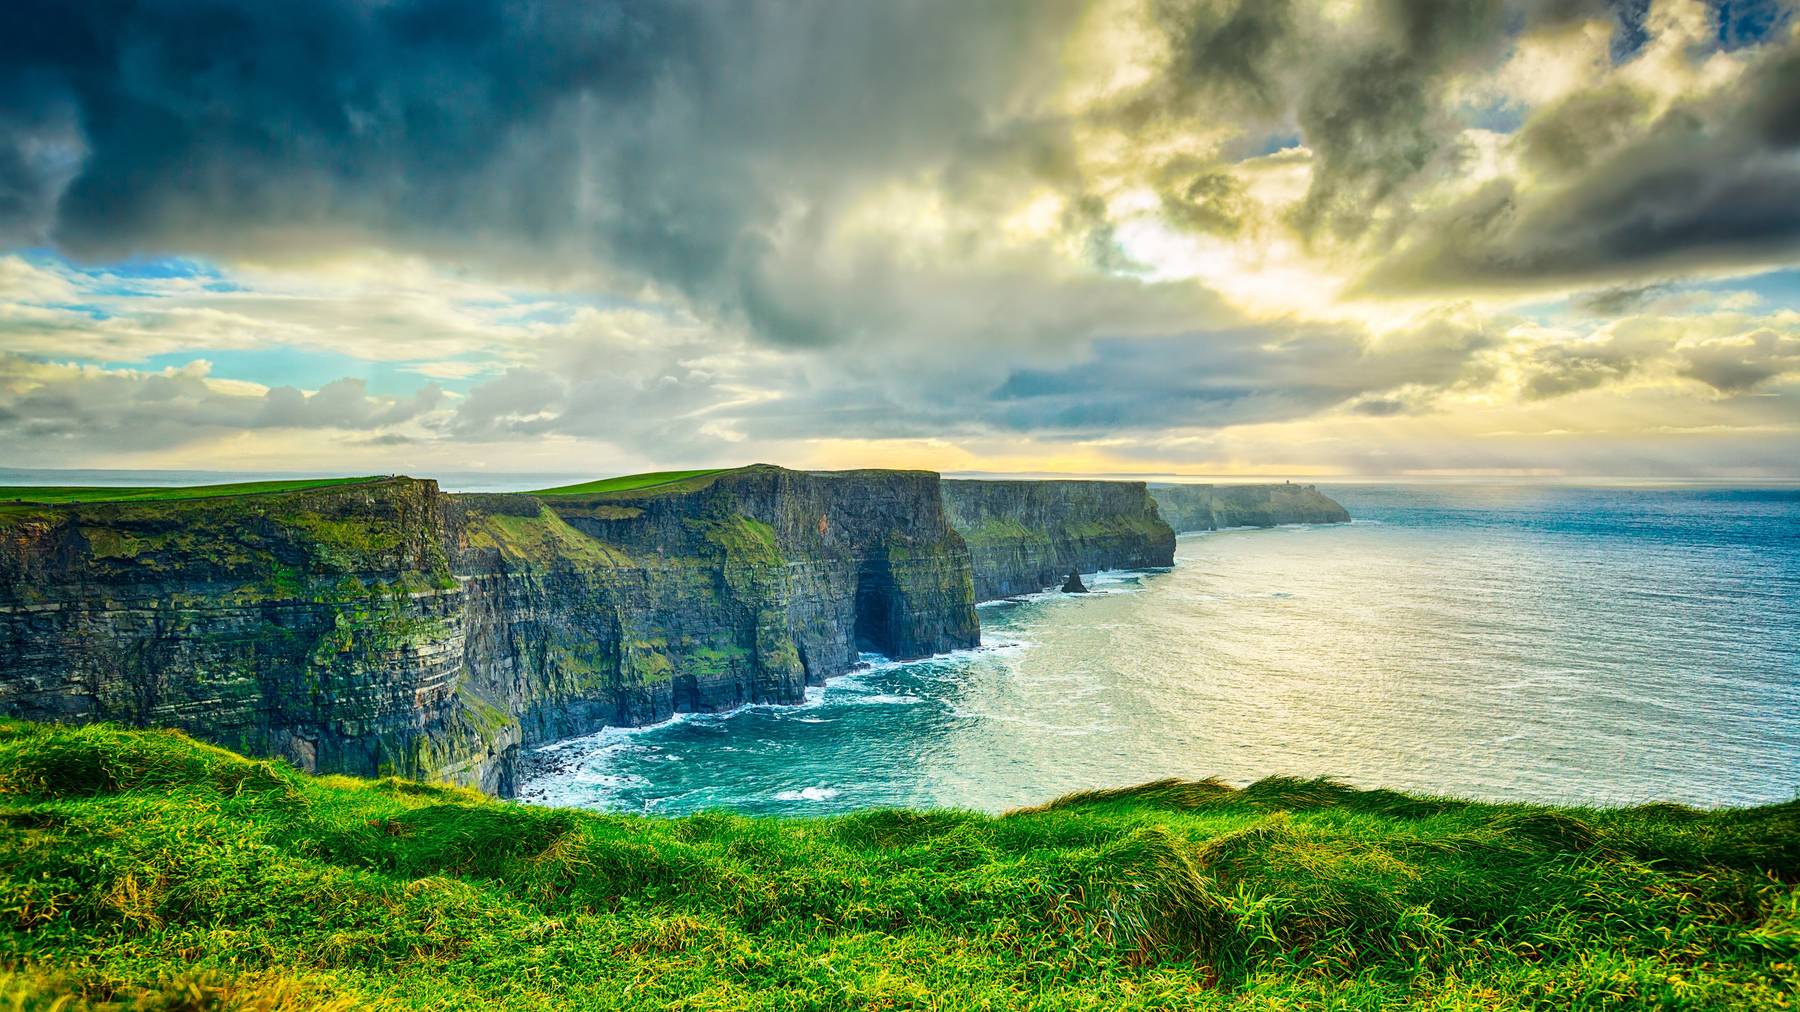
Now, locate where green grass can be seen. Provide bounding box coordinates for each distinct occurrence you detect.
[0,722,1794,1010]
[465,507,634,566]
[0,477,382,505]
[531,469,730,497]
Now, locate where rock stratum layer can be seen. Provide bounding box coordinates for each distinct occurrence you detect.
[941,479,1176,601]
[0,467,1345,795]
[1149,483,1352,533]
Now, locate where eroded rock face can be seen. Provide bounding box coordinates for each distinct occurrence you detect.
[941,480,1176,601]
[0,467,981,796]
[0,479,515,790]
[1148,483,1351,533]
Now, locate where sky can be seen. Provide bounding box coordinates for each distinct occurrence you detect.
[1,0,1798,480]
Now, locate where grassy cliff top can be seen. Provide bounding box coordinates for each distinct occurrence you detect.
[0,476,385,505]
[530,469,731,497]
[1,721,1793,1010]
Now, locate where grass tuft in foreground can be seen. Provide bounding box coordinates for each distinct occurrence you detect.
[0,720,1794,1009]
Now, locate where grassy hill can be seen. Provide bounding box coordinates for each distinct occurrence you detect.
[0,721,1793,1010]
[0,477,382,505]
[530,469,729,497]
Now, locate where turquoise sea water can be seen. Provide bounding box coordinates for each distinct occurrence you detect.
[519,484,1800,815]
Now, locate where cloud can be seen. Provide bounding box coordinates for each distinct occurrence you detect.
[1,0,1798,476]
[0,356,446,456]
[1360,14,1800,293]
[1518,339,1640,398]
[7,0,1739,355]
[1678,327,1800,392]
[1569,282,1669,315]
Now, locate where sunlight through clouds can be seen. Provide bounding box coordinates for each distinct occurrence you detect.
[0,0,1794,477]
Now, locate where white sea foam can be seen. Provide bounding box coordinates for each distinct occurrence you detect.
[773,786,840,802]
[531,711,700,755]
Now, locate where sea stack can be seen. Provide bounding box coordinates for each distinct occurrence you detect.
[1061,570,1088,593]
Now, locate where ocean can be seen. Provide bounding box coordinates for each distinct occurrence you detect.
[518,484,1800,814]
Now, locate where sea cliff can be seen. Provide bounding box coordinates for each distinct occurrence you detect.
[941,479,1176,600]
[0,469,1345,796]
[1150,482,1351,532]
[0,467,979,796]
[0,477,504,786]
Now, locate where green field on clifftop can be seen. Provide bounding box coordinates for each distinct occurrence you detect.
[0,721,1793,1010]
[0,476,382,505]
[531,469,729,497]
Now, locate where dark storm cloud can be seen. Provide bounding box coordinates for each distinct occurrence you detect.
[1514,83,1651,176]
[6,0,1763,335]
[1291,0,1510,240]
[1142,0,1297,118]
[1570,282,1668,315]
[1362,32,1800,292]
[5,0,1799,471]
[1,0,1660,316]
[0,0,1092,339]
[957,313,1498,434]
[1128,0,1572,242]
[0,68,82,245]
[1121,0,1628,247]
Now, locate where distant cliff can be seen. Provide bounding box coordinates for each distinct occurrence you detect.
[942,480,1175,600]
[1149,483,1351,532]
[0,467,979,796]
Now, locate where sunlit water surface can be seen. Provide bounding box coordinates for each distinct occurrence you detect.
[518,485,1800,814]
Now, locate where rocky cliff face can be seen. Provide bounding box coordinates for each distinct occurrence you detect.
[0,467,980,797]
[0,479,513,790]
[476,466,979,739]
[1149,483,1351,532]
[941,480,1176,601]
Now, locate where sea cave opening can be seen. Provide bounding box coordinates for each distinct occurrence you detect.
[852,557,900,657]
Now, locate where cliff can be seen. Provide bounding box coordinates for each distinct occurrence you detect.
[942,479,1175,600]
[0,467,979,796]
[484,465,979,732]
[1149,482,1351,532]
[0,477,505,788]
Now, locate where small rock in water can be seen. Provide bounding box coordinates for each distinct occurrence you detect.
[1061,570,1088,593]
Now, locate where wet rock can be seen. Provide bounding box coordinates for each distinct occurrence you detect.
[1061,570,1088,593]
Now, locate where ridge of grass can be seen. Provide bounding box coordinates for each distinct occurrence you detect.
[0,477,385,505]
[0,720,1794,1009]
[530,469,731,498]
